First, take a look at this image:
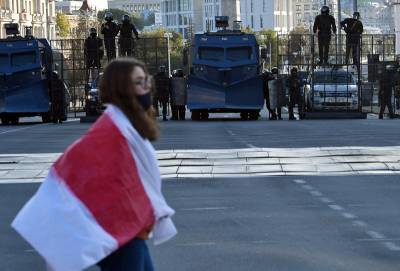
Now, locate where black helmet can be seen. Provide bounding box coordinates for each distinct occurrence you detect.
[353,12,360,20]
[122,14,130,22]
[89,28,97,36]
[172,69,184,77]
[271,67,279,75]
[158,65,166,73]
[321,6,330,15]
[290,67,298,75]
[105,12,113,21]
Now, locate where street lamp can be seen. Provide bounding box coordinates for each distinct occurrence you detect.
[164,32,173,77]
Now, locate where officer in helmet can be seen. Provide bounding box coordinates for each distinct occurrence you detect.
[49,71,67,124]
[118,14,139,57]
[379,65,396,119]
[341,12,363,70]
[268,67,283,120]
[154,65,171,121]
[313,6,337,66]
[84,28,104,81]
[101,12,120,61]
[287,67,304,120]
[262,69,276,120]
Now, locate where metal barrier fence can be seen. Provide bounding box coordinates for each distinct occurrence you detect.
[49,37,168,114]
[274,34,398,115]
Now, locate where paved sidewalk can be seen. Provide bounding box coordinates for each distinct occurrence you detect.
[1,146,400,183]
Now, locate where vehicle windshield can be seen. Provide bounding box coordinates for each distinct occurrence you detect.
[198,47,224,61]
[314,72,355,84]
[11,51,36,67]
[226,47,252,61]
[0,54,8,66]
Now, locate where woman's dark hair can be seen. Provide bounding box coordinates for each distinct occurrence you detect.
[100,58,159,141]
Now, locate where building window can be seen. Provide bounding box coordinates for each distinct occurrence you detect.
[296,5,301,11]
[250,0,253,13]
[260,16,263,28]
[251,15,254,29]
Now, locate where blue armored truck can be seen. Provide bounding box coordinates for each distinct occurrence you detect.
[187,17,264,120]
[0,24,55,125]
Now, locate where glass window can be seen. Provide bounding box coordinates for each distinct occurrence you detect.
[198,47,224,61]
[226,47,252,61]
[314,72,355,84]
[0,54,9,66]
[11,51,36,67]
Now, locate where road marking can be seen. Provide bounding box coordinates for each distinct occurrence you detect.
[246,143,257,148]
[302,184,313,190]
[342,212,357,219]
[352,220,368,227]
[366,230,385,239]
[357,238,400,242]
[319,197,333,203]
[177,242,216,247]
[0,124,47,135]
[329,204,344,211]
[226,129,235,136]
[310,190,323,197]
[383,242,400,251]
[180,207,231,211]
[293,179,306,184]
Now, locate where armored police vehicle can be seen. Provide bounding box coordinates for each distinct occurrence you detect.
[187,17,264,120]
[0,24,54,124]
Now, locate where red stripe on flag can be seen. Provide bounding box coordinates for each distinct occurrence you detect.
[54,113,155,246]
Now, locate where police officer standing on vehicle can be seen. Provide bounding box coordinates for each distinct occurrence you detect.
[154,65,170,121]
[101,12,119,61]
[49,71,67,124]
[313,6,336,66]
[118,15,139,57]
[287,67,304,120]
[379,65,395,119]
[84,28,104,81]
[341,12,363,70]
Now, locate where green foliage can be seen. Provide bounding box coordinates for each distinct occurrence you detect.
[255,29,278,69]
[56,13,70,37]
[97,9,145,30]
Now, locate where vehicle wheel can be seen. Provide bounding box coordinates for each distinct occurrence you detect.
[42,113,51,123]
[1,117,10,125]
[10,117,19,125]
[249,110,260,120]
[200,110,209,120]
[240,112,249,120]
[191,110,201,121]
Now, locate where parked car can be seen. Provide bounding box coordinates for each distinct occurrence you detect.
[304,68,359,111]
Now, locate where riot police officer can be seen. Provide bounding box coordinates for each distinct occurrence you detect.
[268,67,283,120]
[49,71,67,124]
[154,65,170,121]
[262,70,276,120]
[379,65,395,119]
[101,12,119,61]
[313,6,337,66]
[341,12,363,69]
[118,15,139,57]
[287,67,304,120]
[84,28,104,81]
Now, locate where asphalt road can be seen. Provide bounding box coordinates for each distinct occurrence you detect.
[0,114,399,270]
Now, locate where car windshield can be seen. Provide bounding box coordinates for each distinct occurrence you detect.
[314,72,355,84]
[0,54,8,66]
[226,47,252,61]
[11,51,36,67]
[198,47,224,61]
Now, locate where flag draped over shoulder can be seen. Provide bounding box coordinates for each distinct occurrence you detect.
[12,104,177,271]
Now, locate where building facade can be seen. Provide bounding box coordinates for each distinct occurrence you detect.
[160,0,239,38]
[292,0,338,31]
[240,0,274,31]
[108,0,160,14]
[0,0,56,39]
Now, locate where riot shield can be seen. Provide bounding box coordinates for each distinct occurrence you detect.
[268,78,286,109]
[170,77,187,106]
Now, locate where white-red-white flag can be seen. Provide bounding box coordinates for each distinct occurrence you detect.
[12,105,177,271]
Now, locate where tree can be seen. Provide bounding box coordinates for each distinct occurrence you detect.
[56,13,70,37]
[256,29,278,69]
[97,9,145,30]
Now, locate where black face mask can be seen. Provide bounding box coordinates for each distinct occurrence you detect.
[136,92,152,111]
